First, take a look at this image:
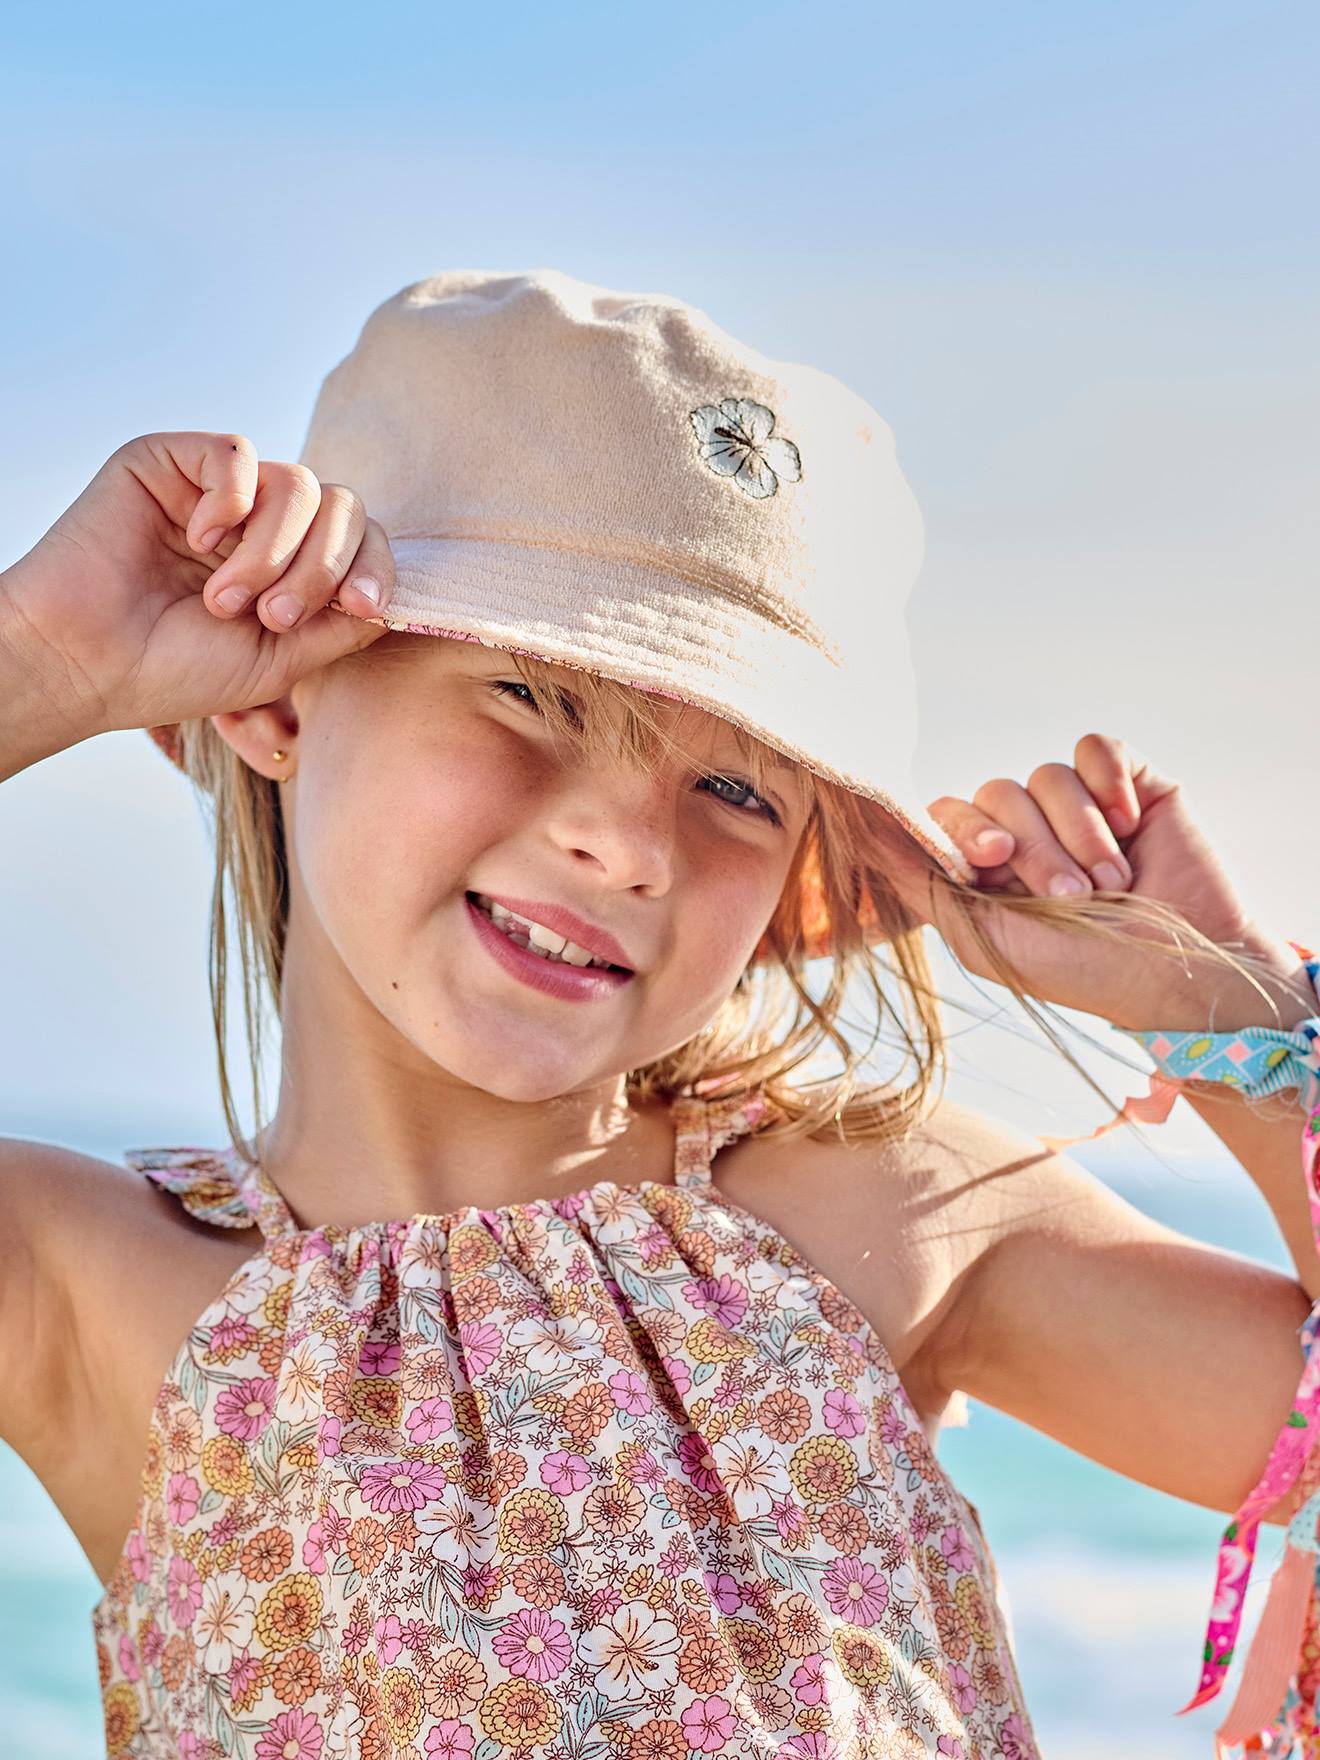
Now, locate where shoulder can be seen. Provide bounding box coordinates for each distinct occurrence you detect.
[712,1092,1056,1424]
[0,1135,258,1475]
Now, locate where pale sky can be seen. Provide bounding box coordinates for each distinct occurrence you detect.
[3,9,1318,1755]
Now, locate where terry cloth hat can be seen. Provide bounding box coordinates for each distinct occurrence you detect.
[147,267,974,956]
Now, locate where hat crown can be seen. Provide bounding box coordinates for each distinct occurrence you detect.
[296,268,925,677]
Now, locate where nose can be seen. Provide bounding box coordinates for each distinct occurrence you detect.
[543,758,677,897]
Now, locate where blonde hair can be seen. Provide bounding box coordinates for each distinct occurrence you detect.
[172,641,1294,1174]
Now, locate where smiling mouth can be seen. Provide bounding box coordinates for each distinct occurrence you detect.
[465,892,632,973]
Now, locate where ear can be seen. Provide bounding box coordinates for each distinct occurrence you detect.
[209,692,300,784]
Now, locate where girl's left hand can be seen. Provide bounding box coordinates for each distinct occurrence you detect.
[885,732,1303,1030]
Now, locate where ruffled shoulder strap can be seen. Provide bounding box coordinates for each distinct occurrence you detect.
[125,1143,274,1234]
[670,1086,786,1190]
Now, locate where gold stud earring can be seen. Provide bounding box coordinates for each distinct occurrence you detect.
[272,748,292,785]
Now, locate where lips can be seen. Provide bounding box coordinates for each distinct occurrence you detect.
[466,891,636,973]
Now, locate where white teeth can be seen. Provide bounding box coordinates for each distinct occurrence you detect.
[472,895,618,971]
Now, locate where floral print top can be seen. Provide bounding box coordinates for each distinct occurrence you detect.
[91,1088,1041,1760]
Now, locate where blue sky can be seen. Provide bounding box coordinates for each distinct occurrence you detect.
[3,6,1318,1755]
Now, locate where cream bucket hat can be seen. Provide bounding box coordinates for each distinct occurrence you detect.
[150,268,974,950]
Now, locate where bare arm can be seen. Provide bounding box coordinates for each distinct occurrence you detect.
[942,1109,1314,1528]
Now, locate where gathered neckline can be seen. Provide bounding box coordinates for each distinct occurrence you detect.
[166,1087,783,1244]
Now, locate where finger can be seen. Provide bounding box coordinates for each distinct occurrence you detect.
[925,796,1018,869]
[244,491,393,631]
[1022,762,1132,891]
[328,515,397,622]
[116,431,259,556]
[971,776,1097,897]
[201,461,323,620]
[1073,732,1142,838]
[255,596,393,688]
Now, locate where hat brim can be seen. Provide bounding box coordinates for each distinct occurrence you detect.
[145,533,974,960]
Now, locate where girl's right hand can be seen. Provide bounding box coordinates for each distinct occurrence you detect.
[0,431,396,751]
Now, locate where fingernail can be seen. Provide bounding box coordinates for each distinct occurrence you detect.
[974,829,1005,851]
[1091,861,1126,890]
[1048,873,1089,897]
[267,593,303,627]
[216,585,250,612]
[197,527,225,553]
[350,575,382,605]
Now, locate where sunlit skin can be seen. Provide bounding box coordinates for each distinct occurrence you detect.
[208,632,810,1229]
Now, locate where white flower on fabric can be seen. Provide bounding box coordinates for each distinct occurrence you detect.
[579,1600,682,1700]
[711,1435,794,1520]
[192,1570,255,1674]
[689,397,802,499]
[507,1311,605,1375]
[414,1486,499,1570]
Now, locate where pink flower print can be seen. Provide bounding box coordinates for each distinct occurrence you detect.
[402,1618,428,1649]
[948,1660,977,1714]
[783,1738,841,1759]
[317,1414,342,1459]
[458,1319,501,1376]
[117,1633,140,1682]
[878,1404,906,1446]
[822,1388,865,1438]
[491,1607,573,1682]
[1000,1714,1033,1760]
[661,1353,691,1396]
[678,1432,723,1494]
[683,1273,748,1329]
[342,1609,370,1656]
[303,1519,329,1574]
[405,1396,454,1443]
[360,1458,447,1515]
[166,1553,203,1628]
[938,1739,966,1759]
[359,1335,401,1377]
[769,1492,811,1548]
[539,1451,592,1496]
[425,1721,476,1759]
[214,1375,277,1442]
[255,1707,323,1760]
[608,1367,653,1416]
[682,1693,737,1752]
[790,1656,828,1705]
[374,1613,404,1666]
[703,1570,741,1615]
[127,1530,152,1584]
[941,1522,975,1574]
[624,1448,662,1489]
[140,1623,166,1665]
[822,1556,888,1626]
[179,1734,206,1760]
[229,1649,262,1700]
[165,1471,200,1527]
[210,1313,255,1355]
[657,1534,695,1579]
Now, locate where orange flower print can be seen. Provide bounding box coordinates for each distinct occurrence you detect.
[161,1400,203,1472]
[241,1526,295,1582]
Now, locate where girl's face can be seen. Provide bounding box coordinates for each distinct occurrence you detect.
[278,634,809,1102]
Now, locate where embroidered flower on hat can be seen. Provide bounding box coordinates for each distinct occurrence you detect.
[689,398,802,500]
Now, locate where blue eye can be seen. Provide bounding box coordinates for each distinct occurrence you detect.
[700,772,781,826]
[496,679,784,830]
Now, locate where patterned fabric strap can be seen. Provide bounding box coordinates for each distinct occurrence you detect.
[1035,942,1320,1753]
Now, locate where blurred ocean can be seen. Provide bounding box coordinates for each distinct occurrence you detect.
[0,1141,1299,1759]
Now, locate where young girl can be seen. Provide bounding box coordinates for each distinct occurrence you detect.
[2,268,1318,1760]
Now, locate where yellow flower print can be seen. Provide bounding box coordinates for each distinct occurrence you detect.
[789,1434,859,1502]
[497,1487,568,1555]
[254,1571,324,1651]
[479,1676,560,1746]
[200,1434,254,1496]
[102,1681,140,1755]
